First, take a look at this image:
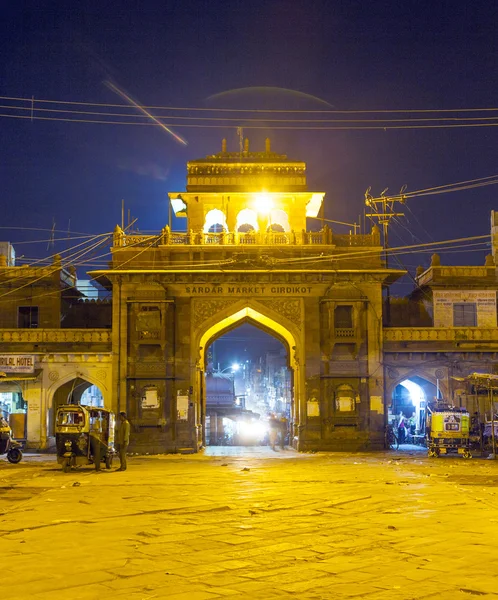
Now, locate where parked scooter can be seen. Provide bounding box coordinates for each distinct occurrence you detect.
[0,417,23,464]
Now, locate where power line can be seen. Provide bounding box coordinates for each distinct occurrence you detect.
[5,103,498,124]
[5,111,498,131]
[3,94,498,114]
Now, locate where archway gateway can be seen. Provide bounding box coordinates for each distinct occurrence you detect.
[92,139,396,454]
[195,307,301,449]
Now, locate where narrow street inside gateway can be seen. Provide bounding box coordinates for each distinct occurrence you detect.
[1,449,498,600]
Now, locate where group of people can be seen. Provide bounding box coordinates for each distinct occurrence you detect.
[268,413,289,450]
[396,412,417,444]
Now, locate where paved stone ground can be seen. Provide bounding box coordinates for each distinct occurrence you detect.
[1,448,498,600]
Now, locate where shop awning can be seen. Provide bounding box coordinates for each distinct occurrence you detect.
[0,369,42,383]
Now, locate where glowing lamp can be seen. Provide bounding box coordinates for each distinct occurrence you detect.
[253,192,272,214]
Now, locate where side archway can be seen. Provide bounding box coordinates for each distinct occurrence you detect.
[47,373,110,438]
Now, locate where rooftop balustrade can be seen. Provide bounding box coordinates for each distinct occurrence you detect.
[384,327,498,342]
[0,329,111,344]
[113,228,380,248]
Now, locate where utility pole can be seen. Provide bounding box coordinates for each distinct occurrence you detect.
[365,187,406,325]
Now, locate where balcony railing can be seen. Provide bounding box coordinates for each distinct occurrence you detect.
[0,329,111,344]
[113,229,380,248]
[384,327,498,342]
[334,328,356,338]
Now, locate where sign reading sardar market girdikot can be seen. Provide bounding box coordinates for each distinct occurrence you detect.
[184,285,313,295]
[0,355,35,373]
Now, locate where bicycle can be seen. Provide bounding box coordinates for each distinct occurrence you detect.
[384,423,399,450]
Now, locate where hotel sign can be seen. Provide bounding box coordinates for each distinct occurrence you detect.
[0,355,35,373]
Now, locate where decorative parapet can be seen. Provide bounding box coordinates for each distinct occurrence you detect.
[416,265,496,287]
[112,230,380,248]
[0,329,112,344]
[384,327,498,342]
[0,265,77,287]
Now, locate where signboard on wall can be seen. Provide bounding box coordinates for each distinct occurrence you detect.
[307,400,320,417]
[433,291,497,328]
[177,394,189,420]
[142,388,159,409]
[0,355,35,373]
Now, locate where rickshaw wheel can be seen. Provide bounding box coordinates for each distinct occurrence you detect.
[463,450,472,459]
[105,454,113,470]
[428,448,436,458]
[62,458,71,473]
[7,448,23,464]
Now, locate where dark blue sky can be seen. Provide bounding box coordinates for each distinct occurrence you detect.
[1,1,498,290]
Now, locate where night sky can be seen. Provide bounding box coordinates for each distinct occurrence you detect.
[1,0,498,296]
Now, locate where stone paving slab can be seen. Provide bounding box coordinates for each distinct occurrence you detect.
[1,451,498,599]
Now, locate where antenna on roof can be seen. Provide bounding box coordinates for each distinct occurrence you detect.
[47,218,56,251]
[237,127,243,154]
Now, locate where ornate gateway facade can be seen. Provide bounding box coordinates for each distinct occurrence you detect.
[4,141,497,453]
[91,139,402,452]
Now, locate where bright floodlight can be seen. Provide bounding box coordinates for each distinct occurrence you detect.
[253,192,272,214]
[231,363,240,372]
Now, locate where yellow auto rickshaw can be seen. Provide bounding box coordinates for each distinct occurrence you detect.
[55,404,115,472]
[426,403,471,459]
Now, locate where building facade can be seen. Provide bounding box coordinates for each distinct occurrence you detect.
[1,142,497,453]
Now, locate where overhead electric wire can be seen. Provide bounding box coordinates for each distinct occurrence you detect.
[3,94,498,114]
[1,234,493,305]
[0,234,113,299]
[6,233,106,245]
[0,232,158,305]
[5,103,498,124]
[5,111,498,131]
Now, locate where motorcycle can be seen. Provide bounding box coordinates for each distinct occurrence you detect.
[0,417,23,464]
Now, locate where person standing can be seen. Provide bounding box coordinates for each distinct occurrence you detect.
[90,413,103,472]
[268,413,279,451]
[116,411,130,471]
[279,416,288,449]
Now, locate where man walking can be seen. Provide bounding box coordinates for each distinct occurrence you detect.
[116,411,130,471]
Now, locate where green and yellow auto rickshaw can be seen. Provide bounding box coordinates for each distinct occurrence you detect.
[426,403,471,459]
[55,404,115,472]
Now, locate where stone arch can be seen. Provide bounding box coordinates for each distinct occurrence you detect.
[236,208,259,232]
[193,301,304,448]
[269,209,290,232]
[385,368,448,403]
[203,208,228,233]
[47,372,110,437]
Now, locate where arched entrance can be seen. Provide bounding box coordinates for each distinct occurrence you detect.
[388,375,440,448]
[195,306,301,449]
[48,377,105,437]
[0,381,27,440]
[204,323,291,446]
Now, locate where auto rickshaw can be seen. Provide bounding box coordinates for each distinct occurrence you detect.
[426,403,471,458]
[55,404,115,472]
[0,416,23,463]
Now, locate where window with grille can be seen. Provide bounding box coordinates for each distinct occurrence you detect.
[453,303,477,327]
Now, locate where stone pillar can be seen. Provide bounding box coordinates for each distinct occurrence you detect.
[216,416,224,445]
[209,413,217,444]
